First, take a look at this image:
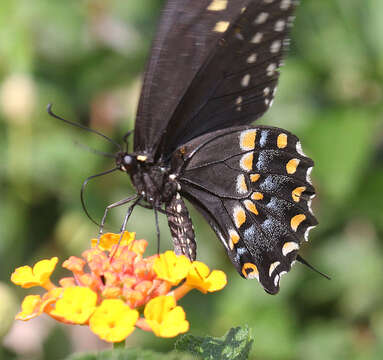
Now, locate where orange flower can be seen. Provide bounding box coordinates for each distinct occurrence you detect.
[11,231,227,342]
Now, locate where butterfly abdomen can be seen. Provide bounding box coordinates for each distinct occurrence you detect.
[166,193,197,260]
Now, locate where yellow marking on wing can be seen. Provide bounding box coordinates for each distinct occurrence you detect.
[207,0,228,11]
[282,242,299,256]
[240,153,254,171]
[242,263,259,280]
[286,158,300,174]
[292,186,306,202]
[237,174,248,193]
[234,207,246,228]
[251,192,264,201]
[244,200,258,215]
[291,214,306,232]
[250,174,260,182]
[277,133,288,149]
[240,130,257,150]
[228,230,240,250]
[214,21,230,33]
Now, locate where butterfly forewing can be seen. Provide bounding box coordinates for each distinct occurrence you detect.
[159,0,299,158]
[176,126,317,294]
[134,0,249,157]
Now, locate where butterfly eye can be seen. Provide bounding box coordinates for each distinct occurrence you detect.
[123,155,136,168]
[117,154,136,172]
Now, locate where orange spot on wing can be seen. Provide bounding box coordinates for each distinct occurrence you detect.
[277,133,288,149]
[251,192,264,201]
[286,158,300,174]
[244,200,258,215]
[228,230,240,250]
[250,174,260,182]
[292,187,306,202]
[240,130,257,150]
[242,263,259,280]
[233,207,246,228]
[240,153,254,171]
[291,214,306,231]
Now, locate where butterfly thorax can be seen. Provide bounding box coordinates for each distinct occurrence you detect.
[116,151,178,206]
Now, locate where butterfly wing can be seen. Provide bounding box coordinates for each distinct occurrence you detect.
[134,0,249,157]
[158,0,299,158]
[174,126,317,294]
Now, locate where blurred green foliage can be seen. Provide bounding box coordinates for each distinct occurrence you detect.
[1,0,383,359]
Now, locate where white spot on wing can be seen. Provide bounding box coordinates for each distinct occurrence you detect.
[304,225,316,241]
[267,63,277,76]
[282,242,299,256]
[270,40,282,53]
[281,0,292,10]
[251,32,263,44]
[269,261,280,277]
[247,53,257,63]
[296,141,307,157]
[254,12,269,24]
[241,74,251,87]
[306,167,313,184]
[307,194,315,215]
[275,19,286,32]
[214,21,230,33]
[274,274,280,287]
[207,0,228,11]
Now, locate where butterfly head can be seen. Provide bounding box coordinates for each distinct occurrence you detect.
[116,152,137,173]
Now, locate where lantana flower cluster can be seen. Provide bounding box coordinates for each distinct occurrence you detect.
[11,232,227,342]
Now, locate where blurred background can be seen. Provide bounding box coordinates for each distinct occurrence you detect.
[1,0,383,359]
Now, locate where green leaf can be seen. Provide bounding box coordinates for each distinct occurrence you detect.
[175,326,254,360]
[65,348,193,360]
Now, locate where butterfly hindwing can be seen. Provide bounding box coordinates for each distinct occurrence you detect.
[175,126,317,294]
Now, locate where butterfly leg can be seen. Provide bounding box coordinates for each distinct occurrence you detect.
[98,195,138,239]
[154,208,161,254]
[165,194,196,261]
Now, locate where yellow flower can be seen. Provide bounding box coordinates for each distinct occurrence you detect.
[50,287,97,324]
[15,295,42,321]
[153,251,191,286]
[186,261,227,294]
[11,257,58,290]
[91,232,135,251]
[89,299,139,343]
[144,296,189,338]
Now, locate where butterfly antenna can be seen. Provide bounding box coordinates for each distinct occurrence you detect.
[73,140,116,159]
[296,255,331,280]
[123,130,134,152]
[81,167,120,226]
[47,104,122,150]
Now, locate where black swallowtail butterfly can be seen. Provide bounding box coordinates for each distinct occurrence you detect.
[76,0,320,294]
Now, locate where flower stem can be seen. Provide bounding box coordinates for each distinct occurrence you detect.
[113,340,125,349]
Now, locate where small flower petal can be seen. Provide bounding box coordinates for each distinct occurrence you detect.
[153,251,191,286]
[144,296,189,338]
[16,295,42,321]
[89,299,139,342]
[50,287,97,324]
[186,261,227,293]
[11,257,58,289]
[91,232,135,251]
